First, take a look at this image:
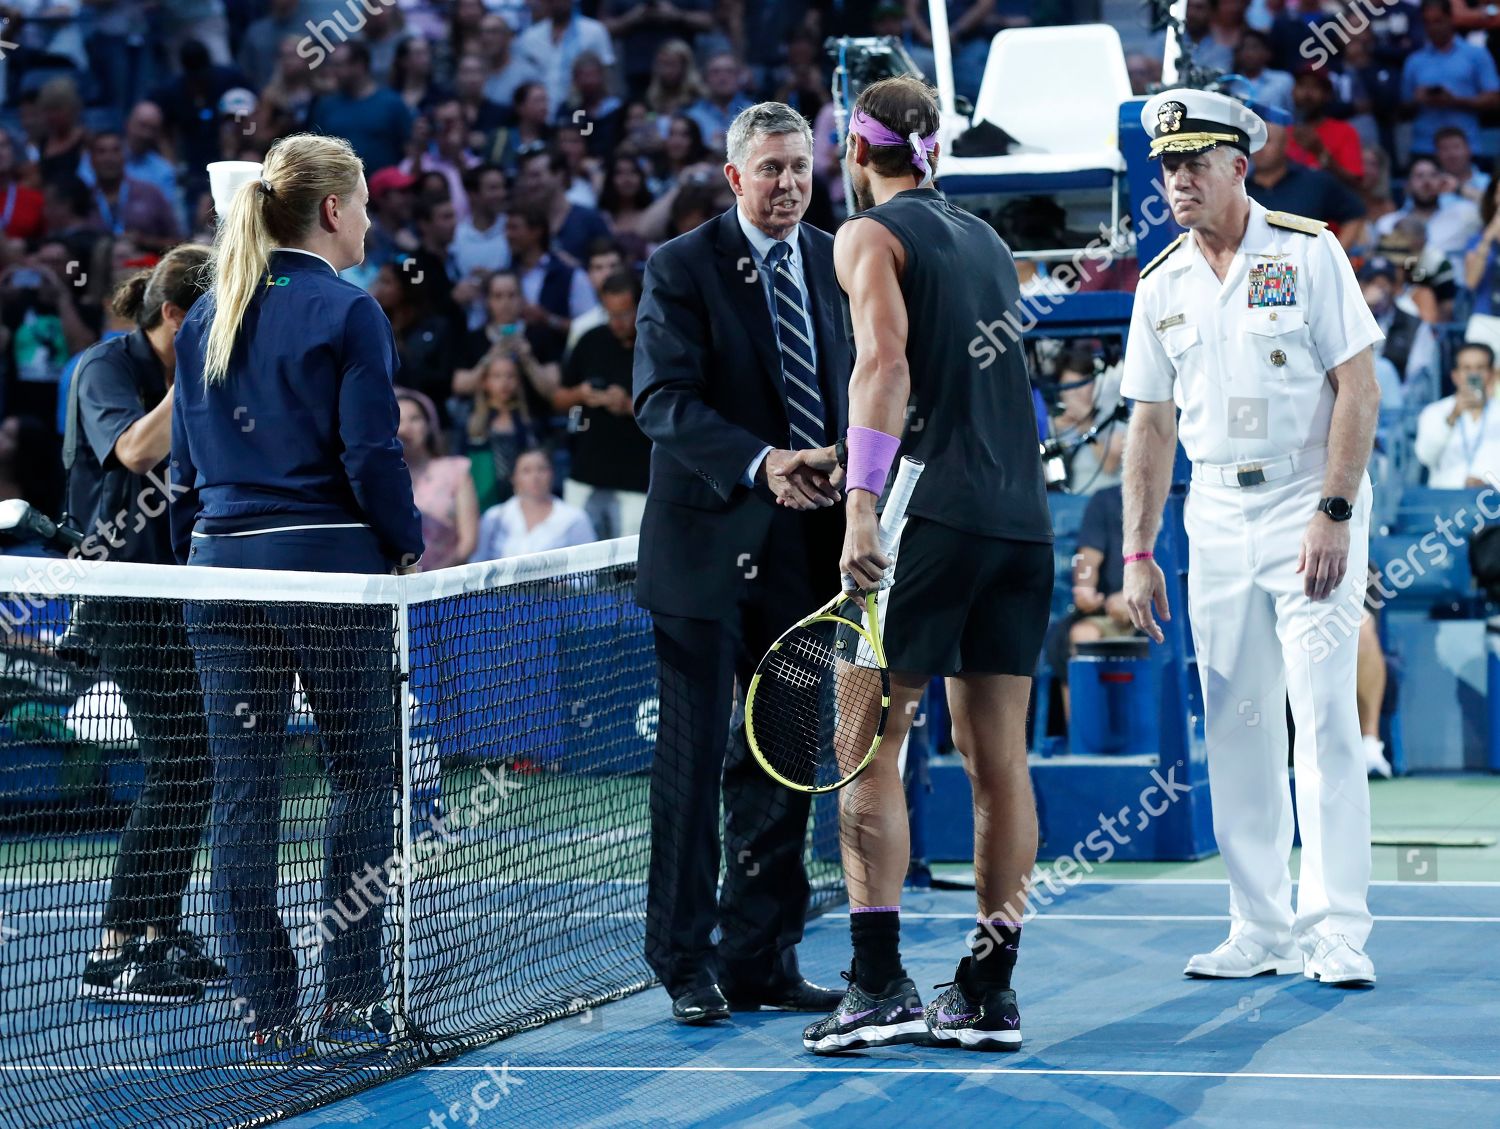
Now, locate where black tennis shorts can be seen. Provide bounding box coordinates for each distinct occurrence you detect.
[877,516,1054,677]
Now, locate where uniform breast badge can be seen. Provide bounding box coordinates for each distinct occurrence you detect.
[1248,262,1298,307]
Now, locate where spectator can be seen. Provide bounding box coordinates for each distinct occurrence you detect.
[453,164,511,282]
[506,204,595,364]
[261,37,327,139]
[1375,156,1481,274]
[552,271,650,538]
[564,240,626,359]
[1358,144,1399,230]
[1178,0,1236,74]
[81,0,155,114]
[456,378,535,515]
[0,131,45,242]
[0,247,99,426]
[452,53,510,151]
[651,113,714,197]
[441,0,488,82]
[516,147,612,265]
[38,180,111,322]
[237,0,302,89]
[1247,122,1366,247]
[147,40,254,209]
[476,13,538,109]
[373,255,461,409]
[1047,347,1124,494]
[768,29,829,119]
[559,51,625,161]
[602,0,717,101]
[35,76,88,187]
[685,53,753,153]
[472,448,595,560]
[488,82,554,172]
[400,99,480,221]
[1050,483,1135,723]
[358,4,408,84]
[391,35,449,115]
[644,39,705,122]
[869,2,936,87]
[1233,29,1293,115]
[1402,0,1500,158]
[1362,257,1441,407]
[366,167,420,270]
[84,133,182,253]
[1358,567,1392,778]
[157,0,232,68]
[1369,0,1425,68]
[597,155,655,259]
[457,268,562,422]
[1207,0,1250,68]
[396,388,479,571]
[1340,29,1403,153]
[306,41,413,175]
[1378,220,1456,322]
[1287,69,1364,191]
[1467,178,1500,317]
[1126,51,1163,97]
[513,0,617,117]
[1435,124,1490,205]
[1267,0,1340,72]
[554,124,602,208]
[907,1,1025,103]
[1415,341,1500,486]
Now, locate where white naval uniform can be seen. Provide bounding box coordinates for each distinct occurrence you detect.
[1121,199,1385,953]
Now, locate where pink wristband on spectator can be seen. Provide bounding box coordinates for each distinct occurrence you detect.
[1124,551,1154,564]
[845,426,901,497]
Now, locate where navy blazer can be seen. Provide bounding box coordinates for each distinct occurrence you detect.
[633,206,852,618]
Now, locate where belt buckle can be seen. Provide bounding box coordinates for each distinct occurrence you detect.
[1235,464,1265,487]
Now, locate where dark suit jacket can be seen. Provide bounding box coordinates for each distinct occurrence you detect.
[633,207,852,619]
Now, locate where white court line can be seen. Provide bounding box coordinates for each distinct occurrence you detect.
[9,911,1498,924]
[417,1065,1500,1082]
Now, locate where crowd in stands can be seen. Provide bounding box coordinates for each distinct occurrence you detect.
[2,0,1500,566]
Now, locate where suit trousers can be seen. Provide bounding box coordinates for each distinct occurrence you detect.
[646,507,826,996]
[1185,465,1374,952]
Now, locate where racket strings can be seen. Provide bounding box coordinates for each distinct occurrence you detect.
[753,619,884,790]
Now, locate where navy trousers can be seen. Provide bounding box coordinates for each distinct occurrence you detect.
[185,527,396,1031]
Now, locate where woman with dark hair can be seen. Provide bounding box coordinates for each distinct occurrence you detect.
[443,0,487,79]
[374,253,462,409]
[471,447,593,561]
[171,136,423,1061]
[390,35,449,115]
[396,386,478,570]
[66,245,225,1007]
[653,113,710,193]
[1466,177,1500,314]
[489,81,554,172]
[598,151,657,249]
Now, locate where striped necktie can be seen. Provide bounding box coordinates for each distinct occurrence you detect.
[765,241,826,449]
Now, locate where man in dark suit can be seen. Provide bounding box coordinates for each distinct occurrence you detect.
[634,102,851,1024]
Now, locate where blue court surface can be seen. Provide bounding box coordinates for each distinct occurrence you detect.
[277,879,1500,1129]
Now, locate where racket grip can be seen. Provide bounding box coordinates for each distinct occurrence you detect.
[878,457,924,549]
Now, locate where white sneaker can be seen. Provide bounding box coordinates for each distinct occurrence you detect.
[1304,934,1376,987]
[1184,936,1303,979]
[1364,735,1392,779]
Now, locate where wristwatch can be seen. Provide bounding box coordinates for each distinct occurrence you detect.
[1318,496,1354,522]
[835,434,848,469]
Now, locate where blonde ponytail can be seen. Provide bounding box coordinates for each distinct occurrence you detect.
[201,133,365,385]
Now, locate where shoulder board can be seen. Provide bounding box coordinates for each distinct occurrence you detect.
[1266,211,1328,236]
[1139,233,1187,279]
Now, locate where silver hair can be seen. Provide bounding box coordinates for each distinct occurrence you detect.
[725,102,814,168]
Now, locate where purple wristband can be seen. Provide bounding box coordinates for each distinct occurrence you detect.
[845,426,901,497]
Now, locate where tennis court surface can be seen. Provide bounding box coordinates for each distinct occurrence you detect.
[0,540,1495,1129]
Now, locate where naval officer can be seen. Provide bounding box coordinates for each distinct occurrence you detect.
[1120,89,1384,987]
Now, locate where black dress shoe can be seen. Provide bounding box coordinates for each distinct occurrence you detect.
[723,977,844,1013]
[671,984,731,1025]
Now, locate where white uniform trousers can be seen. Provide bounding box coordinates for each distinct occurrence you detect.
[1184,465,1374,952]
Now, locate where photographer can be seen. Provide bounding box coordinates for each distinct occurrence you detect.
[66,244,227,1005]
[1415,341,1500,487]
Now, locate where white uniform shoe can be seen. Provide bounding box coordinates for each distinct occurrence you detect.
[1184,936,1304,979]
[1364,735,1392,779]
[1304,934,1376,987]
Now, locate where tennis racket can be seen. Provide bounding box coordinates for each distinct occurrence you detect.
[745,456,925,794]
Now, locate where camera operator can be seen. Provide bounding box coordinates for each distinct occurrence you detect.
[1415,340,1500,488]
[66,245,228,1005]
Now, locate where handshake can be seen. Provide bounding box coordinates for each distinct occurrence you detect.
[757,446,844,510]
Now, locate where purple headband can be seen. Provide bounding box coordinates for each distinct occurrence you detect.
[850,107,938,187]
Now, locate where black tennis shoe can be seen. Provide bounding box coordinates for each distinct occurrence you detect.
[924,957,1022,1051]
[160,928,229,990]
[80,937,204,1006]
[319,1002,400,1054]
[802,970,928,1054]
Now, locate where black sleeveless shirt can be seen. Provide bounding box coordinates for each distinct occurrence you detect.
[846,188,1052,544]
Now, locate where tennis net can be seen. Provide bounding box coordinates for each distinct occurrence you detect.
[0,537,843,1128]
